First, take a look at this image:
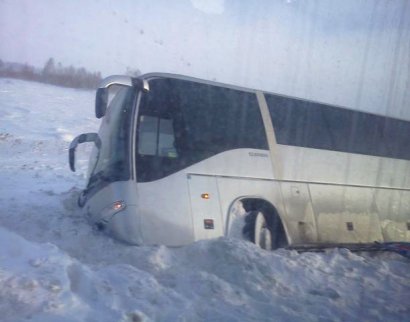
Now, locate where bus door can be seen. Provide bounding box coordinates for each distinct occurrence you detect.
[187,174,224,240]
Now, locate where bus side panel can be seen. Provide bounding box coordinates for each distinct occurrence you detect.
[278,144,410,243]
[374,189,410,242]
[187,175,224,240]
[187,149,274,180]
[309,184,383,243]
[137,173,195,246]
[310,184,410,243]
[279,182,318,243]
[277,145,410,189]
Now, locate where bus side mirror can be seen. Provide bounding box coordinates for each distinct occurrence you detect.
[95,88,108,118]
[69,133,101,172]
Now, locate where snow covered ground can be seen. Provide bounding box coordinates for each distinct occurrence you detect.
[0,78,409,322]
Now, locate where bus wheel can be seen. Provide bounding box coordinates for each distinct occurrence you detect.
[243,211,273,250]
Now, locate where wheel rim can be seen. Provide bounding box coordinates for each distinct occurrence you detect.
[254,212,273,250]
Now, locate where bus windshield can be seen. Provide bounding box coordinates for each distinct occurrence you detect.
[87,87,135,190]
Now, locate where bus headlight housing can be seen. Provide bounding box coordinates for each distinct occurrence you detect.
[112,200,126,212]
[99,200,127,223]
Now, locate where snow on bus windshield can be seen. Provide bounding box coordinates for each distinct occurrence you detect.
[0,1,409,321]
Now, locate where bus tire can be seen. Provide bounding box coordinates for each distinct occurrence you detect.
[243,210,273,250]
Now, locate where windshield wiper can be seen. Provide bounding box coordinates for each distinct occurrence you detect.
[87,170,115,188]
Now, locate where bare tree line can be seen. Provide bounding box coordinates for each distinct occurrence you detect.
[0,57,102,89]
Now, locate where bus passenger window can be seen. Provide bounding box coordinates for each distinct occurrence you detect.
[138,115,177,158]
[138,116,158,155]
[158,118,178,158]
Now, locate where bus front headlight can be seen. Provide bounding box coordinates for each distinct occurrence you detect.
[112,200,126,212]
[100,200,127,223]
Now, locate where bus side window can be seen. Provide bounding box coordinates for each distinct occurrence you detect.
[158,118,178,158]
[138,115,178,158]
[138,115,158,155]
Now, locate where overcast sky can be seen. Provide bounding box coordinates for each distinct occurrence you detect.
[1,0,409,118]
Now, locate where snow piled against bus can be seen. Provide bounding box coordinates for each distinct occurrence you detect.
[0,78,409,322]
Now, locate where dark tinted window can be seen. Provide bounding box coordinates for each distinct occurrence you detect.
[136,78,268,182]
[266,93,410,160]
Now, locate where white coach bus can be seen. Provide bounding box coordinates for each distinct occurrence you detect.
[69,73,410,249]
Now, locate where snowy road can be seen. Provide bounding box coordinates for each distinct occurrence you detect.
[0,79,409,322]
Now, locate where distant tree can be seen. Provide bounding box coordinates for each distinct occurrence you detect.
[42,57,55,77]
[75,67,87,88]
[1,57,101,89]
[21,64,35,80]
